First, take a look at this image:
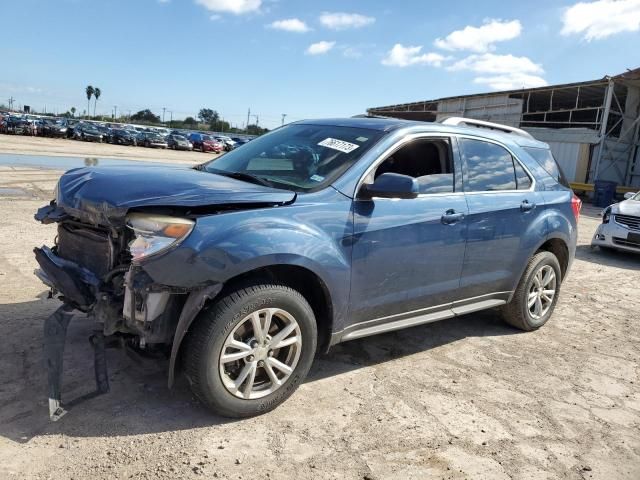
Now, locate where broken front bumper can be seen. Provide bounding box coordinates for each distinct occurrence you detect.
[34,246,101,309]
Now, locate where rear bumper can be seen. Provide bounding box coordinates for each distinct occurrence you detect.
[34,246,101,309]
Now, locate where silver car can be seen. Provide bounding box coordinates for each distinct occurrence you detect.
[591,191,640,253]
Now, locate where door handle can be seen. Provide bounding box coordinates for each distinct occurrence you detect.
[441,210,465,225]
[520,200,536,212]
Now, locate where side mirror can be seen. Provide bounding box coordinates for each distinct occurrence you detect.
[360,172,419,199]
[624,192,636,200]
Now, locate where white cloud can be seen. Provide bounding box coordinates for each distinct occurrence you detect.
[0,83,44,94]
[449,53,547,90]
[381,44,447,67]
[158,0,170,3]
[209,14,221,20]
[306,41,336,55]
[561,0,640,40]
[434,19,522,53]
[194,0,261,15]
[268,18,310,33]
[342,46,362,58]
[319,12,375,30]
[473,73,548,90]
[449,53,543,74]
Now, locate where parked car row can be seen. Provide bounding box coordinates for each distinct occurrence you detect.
[0,113,254,153]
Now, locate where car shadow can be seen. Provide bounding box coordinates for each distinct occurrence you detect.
[575,244,640,271]
[0,296,518,443]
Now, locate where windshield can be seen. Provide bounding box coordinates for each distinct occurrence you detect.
[632,191,640,201]
[203,123,385,192]
[173,135,187,140]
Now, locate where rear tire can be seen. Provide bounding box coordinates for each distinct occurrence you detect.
[184,283,317,418]
[501,251,561,331]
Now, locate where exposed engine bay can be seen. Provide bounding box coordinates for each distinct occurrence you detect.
[33,202,224,420]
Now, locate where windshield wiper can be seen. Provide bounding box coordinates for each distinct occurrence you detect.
[208,169,274,187]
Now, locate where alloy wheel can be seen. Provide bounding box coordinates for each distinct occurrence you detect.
[528,265,556,319]
[219,308,302,400]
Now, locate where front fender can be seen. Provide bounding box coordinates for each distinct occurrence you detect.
[141,192,353,325]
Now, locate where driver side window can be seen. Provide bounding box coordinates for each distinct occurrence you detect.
[373,138,455,194]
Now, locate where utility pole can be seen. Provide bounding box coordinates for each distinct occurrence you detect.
[8,96,15,111]
[168,111,173,128]
[281,113,287,126]
[246,108,250,131]
[114,105,118,120]
[162,107,166,124]
[253,115,259,127]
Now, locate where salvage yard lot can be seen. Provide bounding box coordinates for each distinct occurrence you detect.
[0,162,639,480]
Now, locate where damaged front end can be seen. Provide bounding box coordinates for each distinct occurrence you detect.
[34,207,197,420]
[34,165,296,420]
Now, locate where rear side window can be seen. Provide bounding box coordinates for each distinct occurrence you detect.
[513,160,532,190]
[523,147,570,187]
[460,138,531,192]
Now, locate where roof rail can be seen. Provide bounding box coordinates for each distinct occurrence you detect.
[440,116,534,140]
[352,114,393,119]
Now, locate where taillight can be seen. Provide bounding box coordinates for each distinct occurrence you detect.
[571,194,582,221]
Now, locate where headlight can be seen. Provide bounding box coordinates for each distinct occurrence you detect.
[602,207,611,224]
[126,213,194,261]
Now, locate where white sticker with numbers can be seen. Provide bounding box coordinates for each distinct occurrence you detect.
[317,138,360,154]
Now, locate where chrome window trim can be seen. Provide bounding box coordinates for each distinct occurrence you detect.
[456,134,536,194]
[354,132,536,199]
[355,132,458,198]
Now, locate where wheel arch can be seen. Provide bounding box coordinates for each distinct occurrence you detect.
[220,264,335,352]
[169,263,335,388]
[535,237,570,281]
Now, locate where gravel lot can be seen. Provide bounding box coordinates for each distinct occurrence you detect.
[0,152,639,479]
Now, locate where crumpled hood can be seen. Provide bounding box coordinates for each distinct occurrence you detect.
[611,199,640,216]
[52,165,296,226]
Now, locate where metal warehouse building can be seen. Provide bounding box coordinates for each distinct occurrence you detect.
[367,68,640,188]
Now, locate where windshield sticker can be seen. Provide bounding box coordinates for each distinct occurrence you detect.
[318,138,360,154]
[310,174,325,182]
[355,136,369,142]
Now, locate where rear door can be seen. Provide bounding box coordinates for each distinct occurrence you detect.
[457,136,546,301]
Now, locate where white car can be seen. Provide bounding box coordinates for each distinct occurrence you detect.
[591,191,640,253]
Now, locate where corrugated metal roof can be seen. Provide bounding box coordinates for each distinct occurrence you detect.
[368,67,639,113]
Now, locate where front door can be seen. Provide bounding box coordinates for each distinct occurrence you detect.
[349,136,468,324]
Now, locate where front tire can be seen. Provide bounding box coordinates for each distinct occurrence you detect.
[501,251,561,331]
[184,283,317,418]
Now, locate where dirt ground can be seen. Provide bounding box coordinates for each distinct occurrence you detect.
[0,148,639,479]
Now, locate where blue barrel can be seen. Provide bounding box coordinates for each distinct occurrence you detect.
[593,180,617,207]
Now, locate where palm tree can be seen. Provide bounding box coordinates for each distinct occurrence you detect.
[70,107,76,118]
[93,87,101,117]
[85,85,94,119]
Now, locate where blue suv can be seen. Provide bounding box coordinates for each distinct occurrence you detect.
[35,116,580,418]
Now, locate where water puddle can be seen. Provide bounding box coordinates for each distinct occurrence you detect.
[0,154,171,170]
[0,187,29,196]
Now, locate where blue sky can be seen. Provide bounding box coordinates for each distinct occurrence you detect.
[2,0,639,128]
